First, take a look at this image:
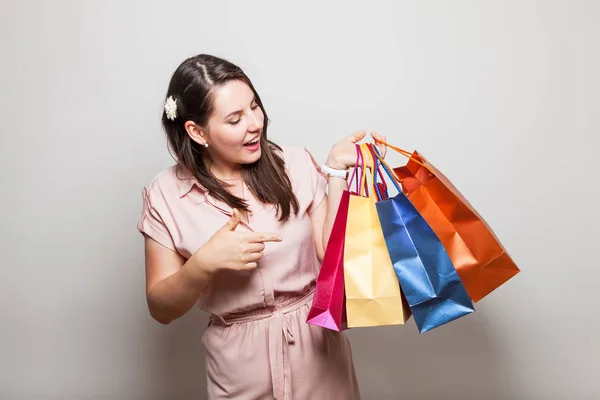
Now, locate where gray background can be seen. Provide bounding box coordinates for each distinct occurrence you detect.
[2,0,599,399]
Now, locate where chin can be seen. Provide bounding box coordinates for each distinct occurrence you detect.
[250,148,262,163]
[241,148,262,165]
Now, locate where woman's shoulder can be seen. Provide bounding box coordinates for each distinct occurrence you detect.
[142,164,190,199]
[276,144,319,170]
[276,144,326,191]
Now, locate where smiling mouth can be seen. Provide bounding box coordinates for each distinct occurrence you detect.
[244,137,260,146]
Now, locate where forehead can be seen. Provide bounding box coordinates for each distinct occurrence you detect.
[212,80,255,117]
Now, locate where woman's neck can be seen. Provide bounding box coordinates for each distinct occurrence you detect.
[205,156,243,181]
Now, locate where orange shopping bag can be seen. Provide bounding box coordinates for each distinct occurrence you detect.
[374,140,520,302]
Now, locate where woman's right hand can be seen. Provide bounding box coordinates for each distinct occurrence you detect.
[193,209,282,275]
[325,130,388,170]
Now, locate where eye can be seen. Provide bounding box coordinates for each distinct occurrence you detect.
[251,103,259,110]
[229,119,241,126]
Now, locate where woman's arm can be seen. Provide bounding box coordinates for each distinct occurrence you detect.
[144,237,214,324]
[145,210,281,324]
[309,176,347,261]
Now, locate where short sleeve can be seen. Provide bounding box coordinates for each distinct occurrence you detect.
[303,147,328,214]
[137,186,177,251]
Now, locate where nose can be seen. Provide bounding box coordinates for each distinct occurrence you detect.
[248,112,262,133]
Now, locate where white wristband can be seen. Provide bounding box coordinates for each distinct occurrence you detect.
[321,164,348,179]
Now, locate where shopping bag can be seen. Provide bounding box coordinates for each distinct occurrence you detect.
[306,190,350,331]
[376,140,520,302]
[368,144,475,333]
[343,144,411,328]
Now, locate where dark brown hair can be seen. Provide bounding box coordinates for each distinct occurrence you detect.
[161,54,299,221]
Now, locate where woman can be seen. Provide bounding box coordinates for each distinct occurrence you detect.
[137,54,386,399]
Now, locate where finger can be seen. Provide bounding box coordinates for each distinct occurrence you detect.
[247,232,282,243]
[370,131,384,142]
[349,130,366,144]
[377,142,387,158]
[371,132,388,158]
[246,251,264,262]
[371,131,386,148]
[222,209,242,231]
[244,262,258,269]
[247,242,266,254]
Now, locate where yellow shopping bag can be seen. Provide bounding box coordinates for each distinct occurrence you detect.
[343,144,411,328]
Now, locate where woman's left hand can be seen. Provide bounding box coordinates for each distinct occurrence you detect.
[325,130,388,169]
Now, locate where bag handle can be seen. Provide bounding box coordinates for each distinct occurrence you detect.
[358,143,389,199]
[366,143,389,199]
[358,143,383,200]
[347,144,361,195]
[373,139,433,174]
[348,143,371,196]
[355,143,397,200]
[371,144,405,199]
[359,144,369,197]
[351,143,396,198]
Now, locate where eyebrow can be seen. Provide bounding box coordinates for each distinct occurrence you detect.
[224,96,257,119]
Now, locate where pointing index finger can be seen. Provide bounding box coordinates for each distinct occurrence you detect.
[247,232,282,243]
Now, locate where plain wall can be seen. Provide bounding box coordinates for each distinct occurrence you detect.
[1,1,599,399]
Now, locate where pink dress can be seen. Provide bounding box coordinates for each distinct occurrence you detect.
[137,146,360,399]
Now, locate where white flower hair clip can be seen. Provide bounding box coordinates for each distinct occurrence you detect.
[164,96,178,121]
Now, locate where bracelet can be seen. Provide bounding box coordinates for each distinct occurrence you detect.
[320,164,348,179]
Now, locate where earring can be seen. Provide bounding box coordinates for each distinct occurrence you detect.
[204,143,209,148]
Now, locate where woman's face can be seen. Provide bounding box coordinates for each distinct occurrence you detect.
[202,80,265,169]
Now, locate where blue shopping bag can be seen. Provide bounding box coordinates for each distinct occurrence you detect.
[366,144,475,333]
